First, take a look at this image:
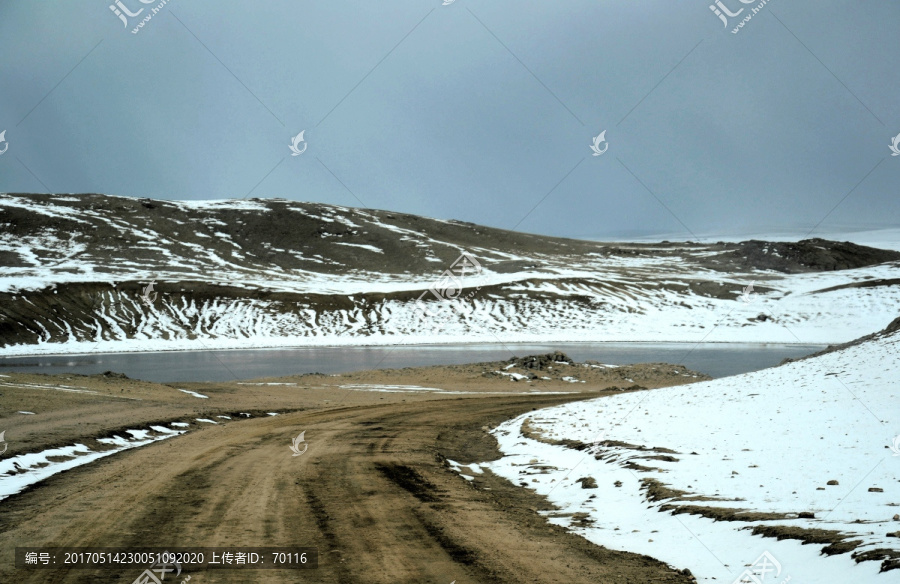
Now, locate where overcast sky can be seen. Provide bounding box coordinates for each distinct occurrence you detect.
[1,0,898,240]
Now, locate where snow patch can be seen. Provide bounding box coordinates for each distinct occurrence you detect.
[178,389,208,399]
[484,331,900,583]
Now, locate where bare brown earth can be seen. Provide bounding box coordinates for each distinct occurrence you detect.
[0,356,705,583]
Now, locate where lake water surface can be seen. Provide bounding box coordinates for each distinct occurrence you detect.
[0,342,827,383]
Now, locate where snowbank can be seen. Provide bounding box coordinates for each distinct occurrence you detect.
[483,324,900,582]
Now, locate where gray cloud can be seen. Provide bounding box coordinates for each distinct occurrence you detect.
[0,0,897,240]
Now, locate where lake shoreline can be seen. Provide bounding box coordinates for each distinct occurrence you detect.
[0,341,827,383]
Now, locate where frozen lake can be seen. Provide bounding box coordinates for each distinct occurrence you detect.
[0,342,826,383]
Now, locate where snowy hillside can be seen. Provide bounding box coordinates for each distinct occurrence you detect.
[481,318,900,582]
[1,193,899,355]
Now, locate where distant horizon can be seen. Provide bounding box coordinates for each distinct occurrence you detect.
[3,191,899,251]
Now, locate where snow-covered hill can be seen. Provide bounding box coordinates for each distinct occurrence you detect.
[481,318,900,582]
[1,193,899,355]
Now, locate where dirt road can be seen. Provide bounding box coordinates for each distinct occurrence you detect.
[0,391,696,583]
